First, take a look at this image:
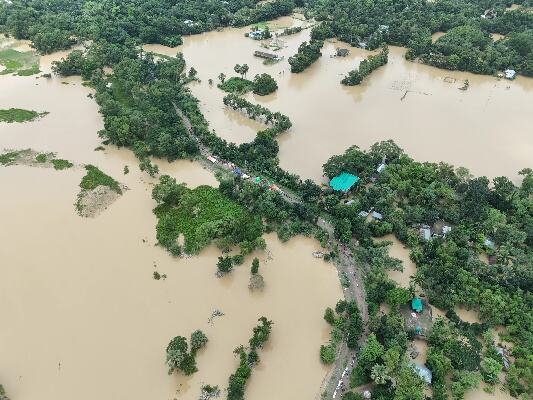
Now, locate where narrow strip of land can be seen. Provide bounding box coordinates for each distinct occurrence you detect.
[175,106,369,399]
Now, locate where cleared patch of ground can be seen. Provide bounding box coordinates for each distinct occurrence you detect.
[0,48,40,76]
[76,165,127,218]
[0,149,72,170]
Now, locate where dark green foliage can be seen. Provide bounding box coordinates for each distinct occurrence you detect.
[35,153,47,163]
[227,317,273,400]
[341,46,388,86]
[319,343,336,364]
[166,330,207,376]
[288,39,323,73]
[80,165,122,193]
[223,94,292,136]
[217,256,234,274]
[324,307,336,325]
[251,257,259,274]
[1,0,295,54]
[307,0,533,77]
[153,178,264,255]
[51,159,73,170]
[252,73,278,95]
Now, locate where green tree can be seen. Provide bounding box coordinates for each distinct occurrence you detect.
[190,330,208,356]
[253,73,278,96]
[320,343,336,364]
[251,257,259,274]
[480,357,502,384]
[359,334,385,370]
[324,307,336,325]
[217,256,233,274]
[371,363,390,384]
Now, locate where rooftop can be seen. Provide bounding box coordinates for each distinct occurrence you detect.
[330,172,360,192]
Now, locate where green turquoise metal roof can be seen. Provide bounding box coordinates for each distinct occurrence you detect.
[411,297,423,312]
[330,173,360,192]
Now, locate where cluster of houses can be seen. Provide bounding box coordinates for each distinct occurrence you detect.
[206,155,284,195]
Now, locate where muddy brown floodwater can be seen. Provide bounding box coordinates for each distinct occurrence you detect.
[1,42,342,399]
[146,16,533,182]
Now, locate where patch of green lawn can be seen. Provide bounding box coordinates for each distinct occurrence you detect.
[218,77,255,94]
[80,165,122,194]
[0,108,47,123]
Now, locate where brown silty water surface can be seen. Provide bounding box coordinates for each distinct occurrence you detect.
[1,43,342,399]
[146,16,533,182]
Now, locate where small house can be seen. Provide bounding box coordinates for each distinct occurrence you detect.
[484,238,495,249]
[504,69,516,80]
[419,226,431,241]
[249,30,265,40]
[329,172,360,193]
[207,155,217,163]
[377,163,386,173]
[371,211,383,221]
[254,51,280,61]
[411,297,423,313]
[442,225,452,236]
[358,211,369,218]
[488,255,498,265]
[358,42,368,49]
[481,9,497,19]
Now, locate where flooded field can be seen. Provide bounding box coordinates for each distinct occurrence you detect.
[146,16,533,182]
[0,45,342,399]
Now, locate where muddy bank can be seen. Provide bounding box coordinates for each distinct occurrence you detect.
[148,16,533,182]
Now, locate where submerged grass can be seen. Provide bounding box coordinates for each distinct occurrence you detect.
[0,48,40,75]
[154,185,263,255]
[51,159,74,170]
[218,77,254,94]
[0,108,47,123]
[80,165,122,194]
[0,150,23,165]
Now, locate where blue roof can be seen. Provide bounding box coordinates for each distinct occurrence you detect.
[412,297,423,312]
[330,173,360,192]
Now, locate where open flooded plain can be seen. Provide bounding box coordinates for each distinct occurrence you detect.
[146,16,533,182]
[2,12,532,400]
[0,43,342,399]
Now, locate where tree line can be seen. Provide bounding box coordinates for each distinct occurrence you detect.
[341,46,389,86]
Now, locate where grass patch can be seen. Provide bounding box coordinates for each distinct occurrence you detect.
[16,64,40,76]
[80,165,122,194]
[0,150,23,165]
[0,108,47,123]
[51,159,74,170]
[217,77,254,94]
[154,185,263,255]
[35,153,47,163]
[0,48,39,75]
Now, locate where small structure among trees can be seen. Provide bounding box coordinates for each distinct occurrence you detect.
[329,172,360,193]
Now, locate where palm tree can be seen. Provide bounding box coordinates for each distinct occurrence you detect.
[371,364,390,385]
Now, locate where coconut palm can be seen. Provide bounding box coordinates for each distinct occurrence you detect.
[371,364,391,385]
